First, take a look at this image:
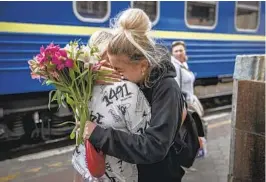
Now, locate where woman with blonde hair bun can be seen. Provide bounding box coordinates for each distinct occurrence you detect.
[83,8,186,182]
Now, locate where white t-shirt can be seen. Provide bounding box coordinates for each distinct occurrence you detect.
[72,81,151,182]
[171,56,195,104]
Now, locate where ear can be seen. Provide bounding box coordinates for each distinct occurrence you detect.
[139,59,149,71]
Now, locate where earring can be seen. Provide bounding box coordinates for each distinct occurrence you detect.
[141,70,145,76]
[120,73,125,80]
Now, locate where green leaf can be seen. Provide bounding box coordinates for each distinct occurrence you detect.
[66,94,74,106]
[74,69,89,81]
[45,80,66,88]
[48,90,56,110]
[69,69,75,81]
[73,62,80,73]
[52,92,58,102]
[75,51,83,61]
[45,80,54,86]
[70,129,76,139]
[53,121,75,127]
[61,94,67,108]
[57,90,62,106]
[62,100,67,108]
[54,86,70,93]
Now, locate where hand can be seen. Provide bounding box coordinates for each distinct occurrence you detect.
[95,60,123,85]
[83,121,97,140]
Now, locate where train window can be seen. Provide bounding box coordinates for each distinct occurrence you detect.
[185,1,218,29]
[73,1,110,22]
[131,1,160,25]
[235,1,260,31]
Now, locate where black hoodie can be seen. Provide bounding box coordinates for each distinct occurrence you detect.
[89,51,185,182]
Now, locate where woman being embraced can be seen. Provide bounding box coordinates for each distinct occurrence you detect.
[72,30,151,182]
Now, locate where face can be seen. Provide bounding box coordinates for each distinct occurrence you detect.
[107,53,148,83]
[172,45,186,63]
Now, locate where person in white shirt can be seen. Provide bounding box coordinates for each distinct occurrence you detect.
[72,30,151,182]
[171,41,204,117]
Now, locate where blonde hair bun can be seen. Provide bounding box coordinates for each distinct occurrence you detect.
[117,8,151,34]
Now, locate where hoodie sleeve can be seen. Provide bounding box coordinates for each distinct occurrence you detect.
[88,78,184,164]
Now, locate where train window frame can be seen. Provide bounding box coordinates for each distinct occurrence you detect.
[234,1,261,32]
[130,1,160,26]
[184,1,219,30]
[72,1,111,23]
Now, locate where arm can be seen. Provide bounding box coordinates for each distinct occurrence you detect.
[88,78,184,164]
[171,56,181,87]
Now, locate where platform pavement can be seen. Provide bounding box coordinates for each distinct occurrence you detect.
[182,119,231,182]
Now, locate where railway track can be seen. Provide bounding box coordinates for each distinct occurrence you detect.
[0,93,232,161]
[204,104,232,114]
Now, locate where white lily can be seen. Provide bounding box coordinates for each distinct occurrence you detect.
[79,45,91,63]
[64,43,79,59]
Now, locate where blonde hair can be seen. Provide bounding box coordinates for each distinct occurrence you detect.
[108,8,168,86]
[89,29,114,56]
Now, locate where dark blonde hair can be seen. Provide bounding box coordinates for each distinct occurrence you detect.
[107,8,168,86]
[171,41,186,50]
[89,29,114,56]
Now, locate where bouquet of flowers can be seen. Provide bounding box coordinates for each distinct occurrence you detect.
[28,41,109,177]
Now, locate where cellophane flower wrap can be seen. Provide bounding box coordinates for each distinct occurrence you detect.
[28,41,111,145]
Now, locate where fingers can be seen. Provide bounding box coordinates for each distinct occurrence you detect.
[100,60,112,68]
[95,61,125,85]
[108,73,122,79]
[97,66,122,79]
[99,65,114,72]
[96,73,122,85]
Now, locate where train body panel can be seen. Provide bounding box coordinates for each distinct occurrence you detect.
[1,1,265,95]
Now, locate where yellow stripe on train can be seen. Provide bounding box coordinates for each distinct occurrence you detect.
[0,22,265,42]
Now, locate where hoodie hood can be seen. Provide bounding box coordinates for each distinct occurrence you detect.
[147,47,177,86]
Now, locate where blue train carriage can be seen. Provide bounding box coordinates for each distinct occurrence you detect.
[0,1,265,143]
